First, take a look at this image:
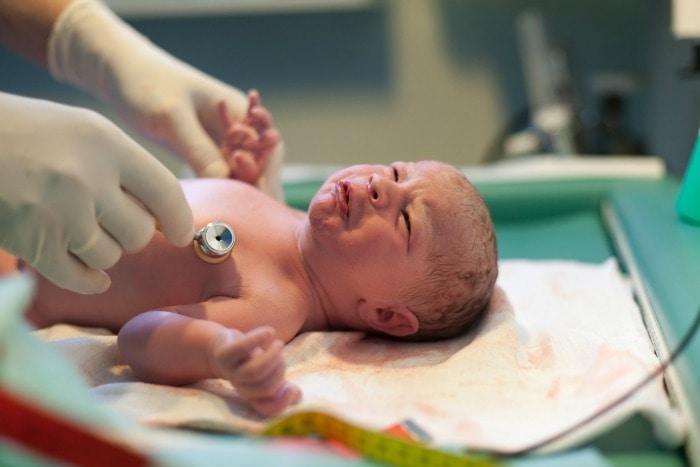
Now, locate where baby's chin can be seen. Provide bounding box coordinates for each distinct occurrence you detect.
[306,194,344,237]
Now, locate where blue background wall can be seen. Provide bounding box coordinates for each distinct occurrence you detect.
[1,0,697,177]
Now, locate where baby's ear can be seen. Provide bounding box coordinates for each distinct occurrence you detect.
[357,301,419,337]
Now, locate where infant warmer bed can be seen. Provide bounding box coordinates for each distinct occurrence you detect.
[1,156,697,467]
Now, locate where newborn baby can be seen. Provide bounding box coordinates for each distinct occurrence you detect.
[3,94,498,416]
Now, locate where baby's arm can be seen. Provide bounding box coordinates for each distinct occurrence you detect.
[219,90,284,200]
[117,310,301,416]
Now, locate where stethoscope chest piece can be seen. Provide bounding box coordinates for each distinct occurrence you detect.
[193,221,235,264]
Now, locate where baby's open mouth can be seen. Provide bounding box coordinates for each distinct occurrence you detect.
[335,180,350,220]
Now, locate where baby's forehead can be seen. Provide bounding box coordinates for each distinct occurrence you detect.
[415,162,471,203]
[330,160,458,180]
[418,165,481,252]
[413,160,462,184]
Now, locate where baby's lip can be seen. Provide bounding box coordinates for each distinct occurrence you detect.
[334,180,350,220]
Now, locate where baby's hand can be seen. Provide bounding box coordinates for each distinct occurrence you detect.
[218,90,281,185]
[208,326,301,417]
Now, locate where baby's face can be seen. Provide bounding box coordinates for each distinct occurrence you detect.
[305,161,470,302]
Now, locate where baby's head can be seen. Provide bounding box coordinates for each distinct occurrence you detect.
[304,160,498,341]
[398,165,498,341]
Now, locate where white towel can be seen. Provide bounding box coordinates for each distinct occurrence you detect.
[33,258,686,453]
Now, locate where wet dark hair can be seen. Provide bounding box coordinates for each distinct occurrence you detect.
[398,165,498,341]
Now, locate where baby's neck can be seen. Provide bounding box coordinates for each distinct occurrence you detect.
[294,240,335,333]
[293,226,367,334]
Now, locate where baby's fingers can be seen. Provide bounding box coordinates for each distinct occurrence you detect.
[256,128,281,153]
[214,326,276,368]
[246,106,273,133]
[235,354,287,399]
[247,89,261,110]
[248,383,302,417]
[234,340,285,384]
[222,123,257,149]
[228,150,262,185]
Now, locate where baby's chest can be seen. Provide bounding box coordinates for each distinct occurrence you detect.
[188,288,306,345]
[194,248,280,300]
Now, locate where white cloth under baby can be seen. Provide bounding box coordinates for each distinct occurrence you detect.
[33,258,686,453]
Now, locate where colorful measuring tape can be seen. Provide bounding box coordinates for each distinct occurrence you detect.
[263,411,501,467]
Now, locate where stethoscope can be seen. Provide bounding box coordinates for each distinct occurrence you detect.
[193,221,235,264]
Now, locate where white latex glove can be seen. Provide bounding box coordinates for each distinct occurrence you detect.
[0,92,194,294]
[47,0,251,178]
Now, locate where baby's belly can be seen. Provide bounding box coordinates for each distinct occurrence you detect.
[29,279,199,332]
[28,243,225,332]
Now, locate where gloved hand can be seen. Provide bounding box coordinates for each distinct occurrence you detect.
[47,0,263,178]
[0,92,194,294]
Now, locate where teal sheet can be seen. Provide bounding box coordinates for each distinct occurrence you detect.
[605,180,700,467]
[495,211,612,262]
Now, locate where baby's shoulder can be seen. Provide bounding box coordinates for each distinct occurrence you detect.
[235,276,310,342]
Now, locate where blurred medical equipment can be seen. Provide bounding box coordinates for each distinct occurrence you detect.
[586,73,644,156]
[193,221,235,263]
[506,10,581,158]
[497,10,643,161]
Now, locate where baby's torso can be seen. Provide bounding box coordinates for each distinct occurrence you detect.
[29,180,309,336]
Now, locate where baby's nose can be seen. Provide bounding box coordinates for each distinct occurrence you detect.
[368,174,391,209]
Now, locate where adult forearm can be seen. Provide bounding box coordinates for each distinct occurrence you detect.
[0,0,73,67]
